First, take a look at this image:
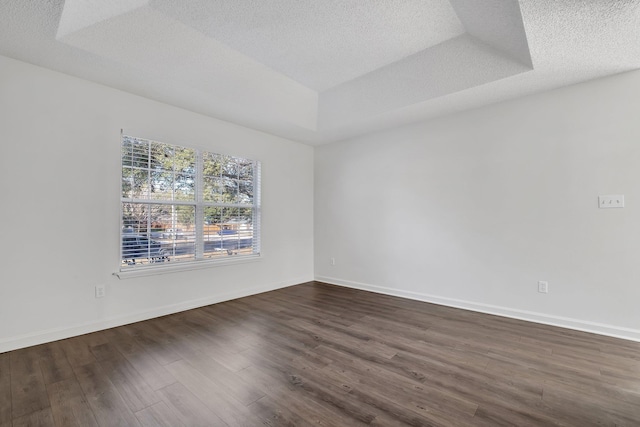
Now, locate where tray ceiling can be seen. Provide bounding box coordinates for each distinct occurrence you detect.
[1,0,639,144]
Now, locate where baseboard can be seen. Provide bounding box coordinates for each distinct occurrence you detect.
[315,275,640,343]
[0,277,308,353]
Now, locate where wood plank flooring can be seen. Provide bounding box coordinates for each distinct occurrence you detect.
[2,281,640,426]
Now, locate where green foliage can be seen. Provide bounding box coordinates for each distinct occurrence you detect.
[202,153,254,204]
[122,136,196,201]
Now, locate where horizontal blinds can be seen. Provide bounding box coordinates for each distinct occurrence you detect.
[121,135,260,269]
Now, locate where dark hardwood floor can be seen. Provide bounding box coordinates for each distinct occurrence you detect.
[2,281,640,426]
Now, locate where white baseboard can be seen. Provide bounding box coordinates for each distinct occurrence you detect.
[0,277,309,353]
[315,275,640,343]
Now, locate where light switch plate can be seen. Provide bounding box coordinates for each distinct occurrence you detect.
[95,285,106,298]
[538,281,548,293]
[599,195,624,209]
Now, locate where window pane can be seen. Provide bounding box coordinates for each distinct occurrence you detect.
[203,176,224,202]
[221,155,238,179]
[122,137,152,199]
[161,205,196,263]
[122,139,134,167]
[219,177,234,202]
[121,203,196,267]
[122,167,134,198]
[149,170,173,200]
[237,179,253,204]
[122,136,151,169]
[151,142,173,171]
[238,159,254,180]
[174,146,196,174]
[121,235,165,265]
[203,152,223,178]
[174,173,195,201]
[203,206,253,259]
[122,202,148,234]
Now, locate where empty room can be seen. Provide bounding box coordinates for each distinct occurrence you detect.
[1,0,640,425]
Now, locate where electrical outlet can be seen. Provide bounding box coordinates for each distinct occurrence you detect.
[538,281,548,294]
[598,195,624,208]
[95,285,106,298]
[330,257,335,266]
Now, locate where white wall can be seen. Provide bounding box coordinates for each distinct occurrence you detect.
[0,55,314,352]
[315,70,640,341]
[2,53,639,351]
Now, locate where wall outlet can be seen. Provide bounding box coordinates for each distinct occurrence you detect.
[538,281,549,294]
[330,257,336,266]
[95,285,106,298]
[598,195,625,208]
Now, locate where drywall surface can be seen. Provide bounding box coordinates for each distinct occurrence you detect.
[315,70,640,341]
[0,55,314,352]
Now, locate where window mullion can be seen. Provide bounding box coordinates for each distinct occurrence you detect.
[195,150,204,259]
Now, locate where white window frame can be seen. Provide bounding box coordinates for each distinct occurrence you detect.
[116,134,261,278]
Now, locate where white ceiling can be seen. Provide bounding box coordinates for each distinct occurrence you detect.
[1,0,639,145]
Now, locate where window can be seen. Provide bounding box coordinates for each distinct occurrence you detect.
[120,135,260,271]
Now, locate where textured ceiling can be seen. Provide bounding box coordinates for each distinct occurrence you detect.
[1,0,639,144]
[150,0,466,91]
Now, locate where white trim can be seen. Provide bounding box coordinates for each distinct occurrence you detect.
[315,275,640,343]
[0,277,307,354]
[115,254,261,279]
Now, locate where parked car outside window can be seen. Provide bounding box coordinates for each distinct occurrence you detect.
[122,235,168,264]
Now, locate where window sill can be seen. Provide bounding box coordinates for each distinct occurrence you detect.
[114,254,261,279]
